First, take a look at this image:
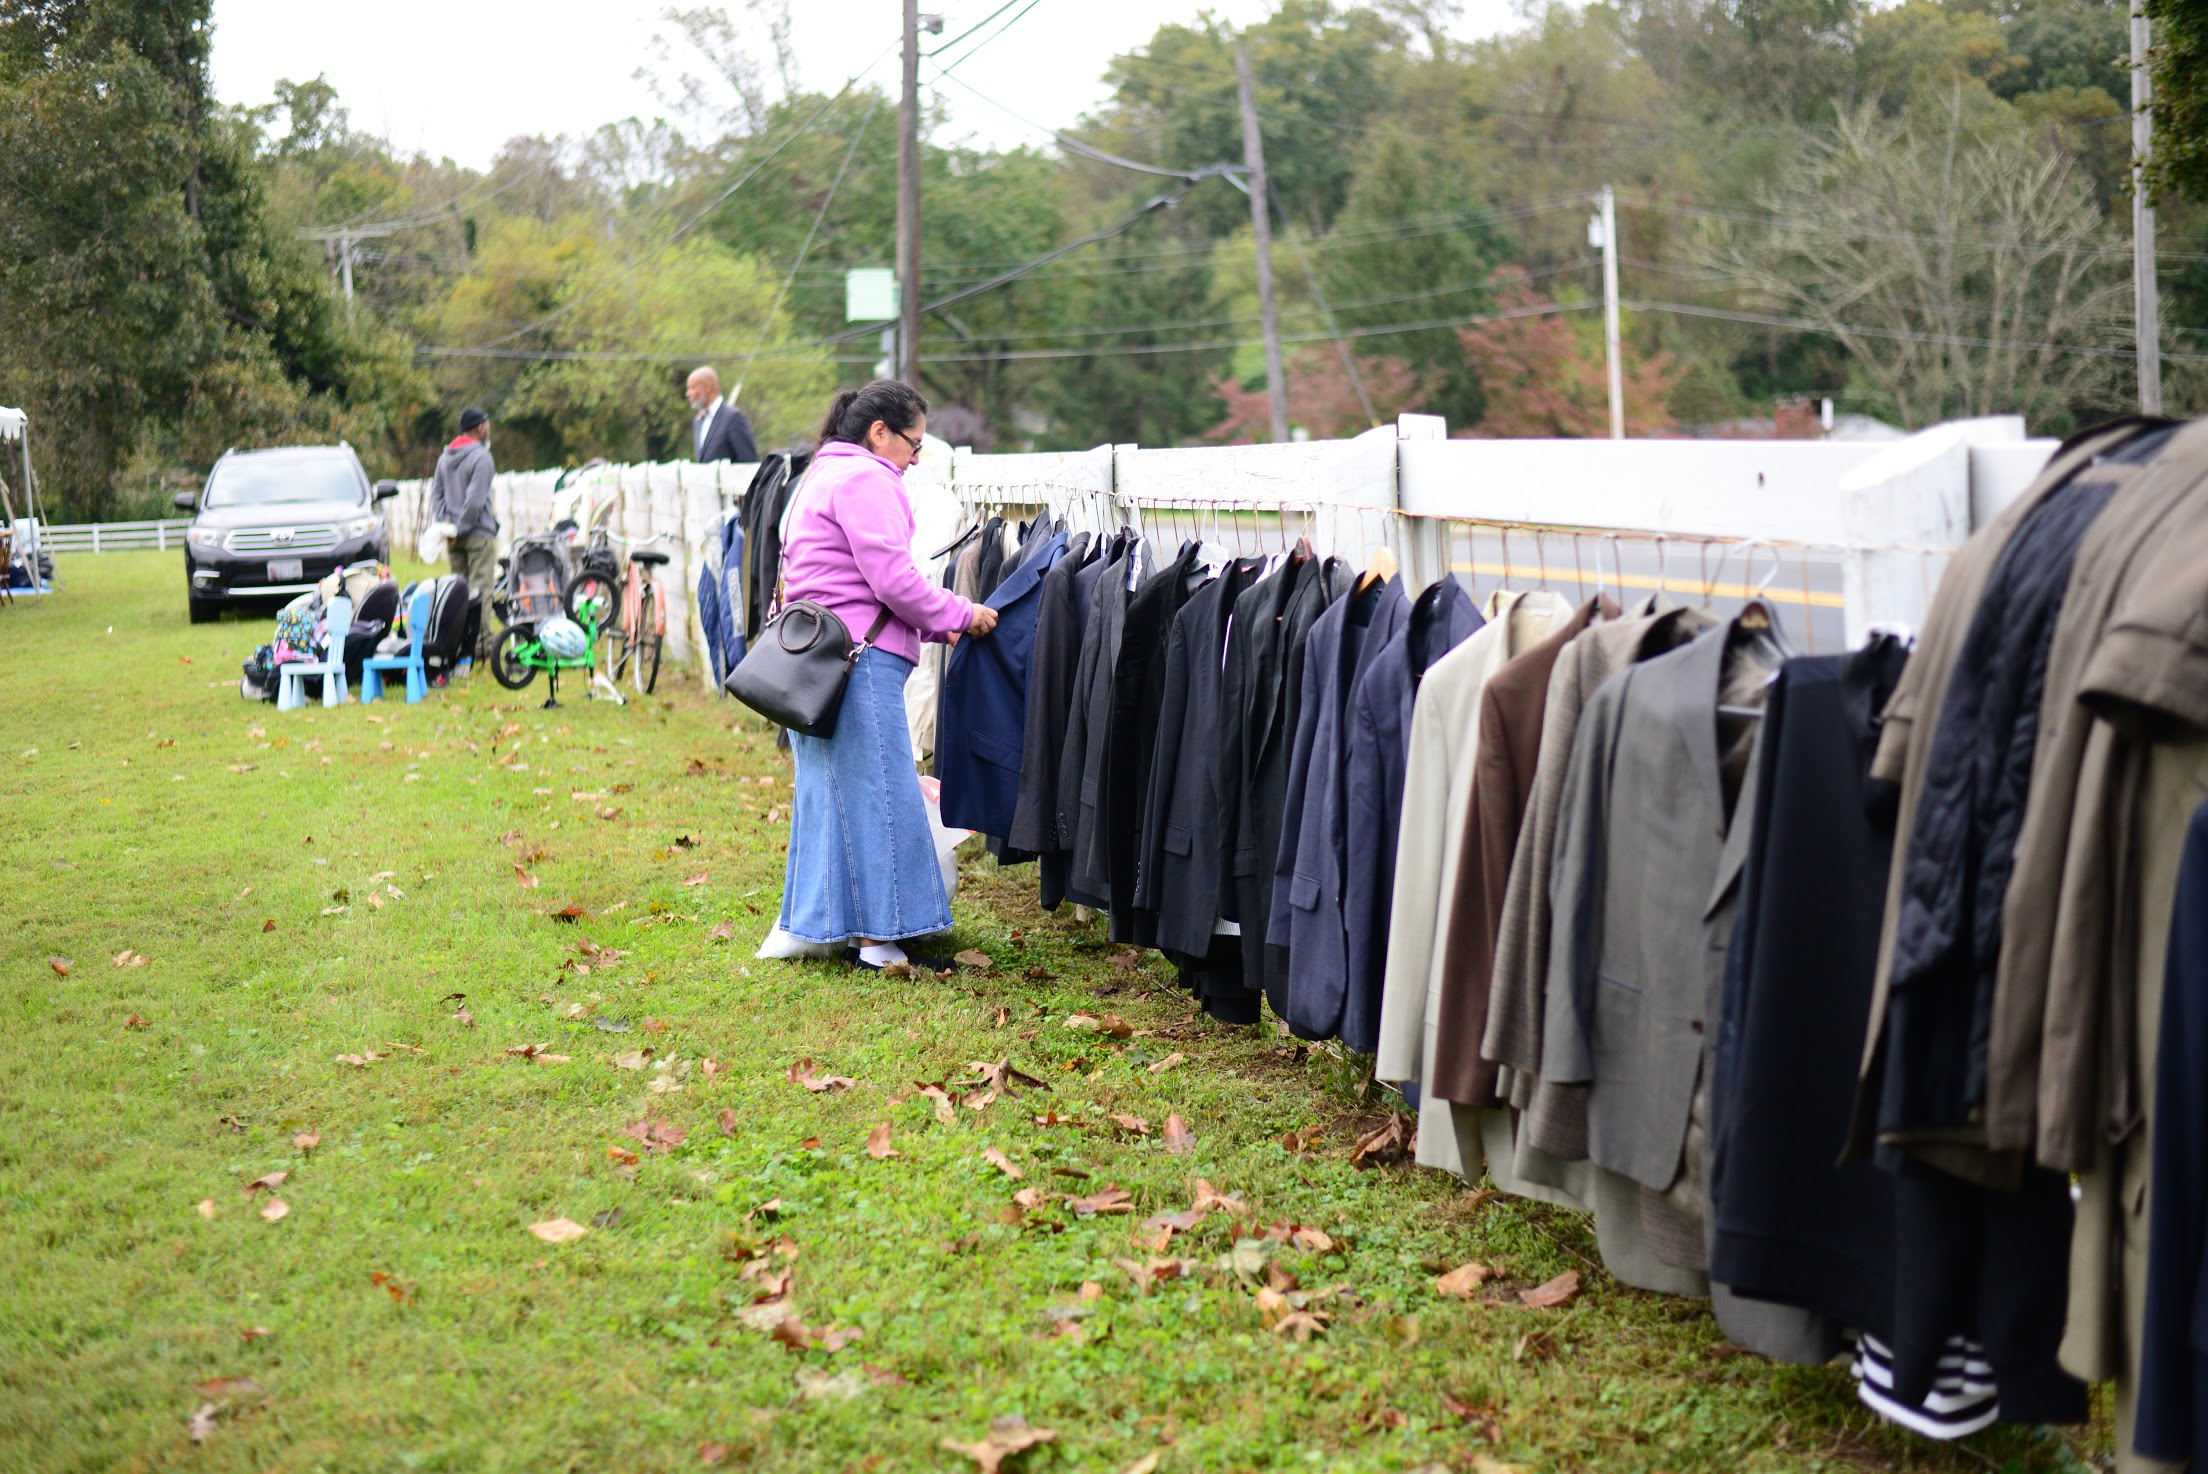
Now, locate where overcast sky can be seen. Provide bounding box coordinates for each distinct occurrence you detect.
[209,0,1520,167]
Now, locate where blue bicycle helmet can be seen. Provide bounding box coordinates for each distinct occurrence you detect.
[538,617,589,661]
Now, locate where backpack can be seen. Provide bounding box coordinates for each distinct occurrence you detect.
[418,573,479,670]
[240,644,277,702]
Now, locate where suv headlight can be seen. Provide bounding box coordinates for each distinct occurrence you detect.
[341,514,380,539]
[186,527,223,551]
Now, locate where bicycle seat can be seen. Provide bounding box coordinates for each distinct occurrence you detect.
[630,550,671,567]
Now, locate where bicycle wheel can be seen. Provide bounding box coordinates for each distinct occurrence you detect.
[489,624,538,690]
[633,583,662,694]
[564,572,619,634]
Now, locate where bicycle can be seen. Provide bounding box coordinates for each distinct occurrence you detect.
[563,530,668,696]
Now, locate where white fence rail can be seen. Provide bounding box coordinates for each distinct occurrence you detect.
[42,519,191,553]
[369,415,2058,678]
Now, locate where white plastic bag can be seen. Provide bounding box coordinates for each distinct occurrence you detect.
[417,520,458,564]
[753,772,971,959]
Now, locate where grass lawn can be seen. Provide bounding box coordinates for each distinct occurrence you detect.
[1,551,2104,1473]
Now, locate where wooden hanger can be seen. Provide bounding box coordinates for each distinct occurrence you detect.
[1356,543,1398,595]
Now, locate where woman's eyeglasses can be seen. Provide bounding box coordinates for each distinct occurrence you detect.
[895,429,924,459]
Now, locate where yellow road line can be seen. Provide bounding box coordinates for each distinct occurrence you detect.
[1451,560,1845,610]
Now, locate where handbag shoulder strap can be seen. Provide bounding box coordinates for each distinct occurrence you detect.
[854,605,894,655]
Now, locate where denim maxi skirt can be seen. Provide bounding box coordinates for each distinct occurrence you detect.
[777,648,953,944]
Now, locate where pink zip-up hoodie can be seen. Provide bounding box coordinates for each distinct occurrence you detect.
[778,440,972,666]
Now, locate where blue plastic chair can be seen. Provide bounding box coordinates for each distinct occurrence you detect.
[360,587,432,704]
[276,596,352,711]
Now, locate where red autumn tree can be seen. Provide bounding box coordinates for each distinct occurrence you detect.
[1455,268,1681,438]
[1204,345,1435,445]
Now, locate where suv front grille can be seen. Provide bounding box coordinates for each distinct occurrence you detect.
[228,527,341,555]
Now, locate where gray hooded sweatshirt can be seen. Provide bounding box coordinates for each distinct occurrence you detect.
[429,437,497,540]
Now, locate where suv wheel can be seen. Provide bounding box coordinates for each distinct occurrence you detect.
[188,595,221,625]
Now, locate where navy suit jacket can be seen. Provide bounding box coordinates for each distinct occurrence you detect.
[937,529,1067,841]
[1339,575,1482,1054]
[694,401,758,464]
[1274,576,1408,1041]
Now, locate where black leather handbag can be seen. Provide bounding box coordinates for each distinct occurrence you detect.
[721,600,893,739]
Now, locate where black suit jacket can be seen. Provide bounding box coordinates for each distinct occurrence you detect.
[1143,557,1266,960]
[1007,532,1093,854]
[1223,551,1346,1000]
[1105,543,1208,944]
[1058,542,1142,908]
[694,402,758,464]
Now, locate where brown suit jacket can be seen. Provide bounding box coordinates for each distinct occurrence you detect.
[1428,596,1610,1105]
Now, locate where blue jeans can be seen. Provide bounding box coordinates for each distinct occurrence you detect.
[776,649,952,944]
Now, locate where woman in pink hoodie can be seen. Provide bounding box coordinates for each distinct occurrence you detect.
[775,381,998,969]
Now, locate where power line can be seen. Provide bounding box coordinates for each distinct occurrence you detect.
[1620,298,2208,364]
[929,0,1046,73]
[1617,190,2208,263]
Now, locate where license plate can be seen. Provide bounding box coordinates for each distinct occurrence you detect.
[267,559,304,582]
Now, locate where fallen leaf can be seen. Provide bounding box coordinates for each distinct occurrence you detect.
[982,1147,1023,1180]
[262,919,277,932]
[515,867,539,888]
[992,1005,1010,1028]
[1162,1114,1194,1156]
[618,1119,686,1154]
[333,1050,387,1067]
[607,1144,639,1165]
[698,1442,730,1466]
[798,1136,821,1151]
[794,1367,871,1400]
[954,949,992,969]
[682,872,709,887]
[112,949,147,968]
[244,1171,288,1194]
[292,1130,320,1153]
[239,1326,273,1342]
[123,1013,150,1030]
[1270,1309,1330,1342]
[866,1122,899,1159]
[196,1198,216,1220]
[786,1059,858,1093]
[1066,1187,1135,1216]
[187,1403,220,1443]
[1518,1270,1581,1308]
[48,957,71,978]
[941,1415,1059,1474]
[915,1083,957,1124]
[611,1049,653,1070]
[1513,1329,1558,1363]
[1188,1179,1247,1217]
[1123,1455,1163,1474]
[1147,1052,1187,1073]
[1108,1114,1150,1136]
[1349,1113,1410,1169]
[552,904,586,923]
[591,1207,626,1230]
[1435,1261,1496,1298]
[528,1218,590,1244]
[1012,1187,1048,1210]
[193,1377,263,1398]
[259,1198,289,1223]
[718,1108,740,1136]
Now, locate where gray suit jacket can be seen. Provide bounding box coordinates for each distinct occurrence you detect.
[1540,621,1758,1193]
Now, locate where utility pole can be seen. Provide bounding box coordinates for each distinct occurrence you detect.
[2132,0,2163,414]
[1236,42,1289,444]
[301,224,396,323]
[1589,185,1624,439]
[897,0,923,385]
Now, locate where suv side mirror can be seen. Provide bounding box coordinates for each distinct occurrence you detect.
[173,490,197,511]
[373,480,400,501]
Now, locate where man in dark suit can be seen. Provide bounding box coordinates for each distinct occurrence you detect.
[685,366,758,463]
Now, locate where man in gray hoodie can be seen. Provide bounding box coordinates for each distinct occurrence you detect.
[430,405,498,655]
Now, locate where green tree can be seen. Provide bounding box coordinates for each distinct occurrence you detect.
[2146,0,2208,203]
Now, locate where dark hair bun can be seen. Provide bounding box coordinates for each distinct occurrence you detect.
[818,380,928,446]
